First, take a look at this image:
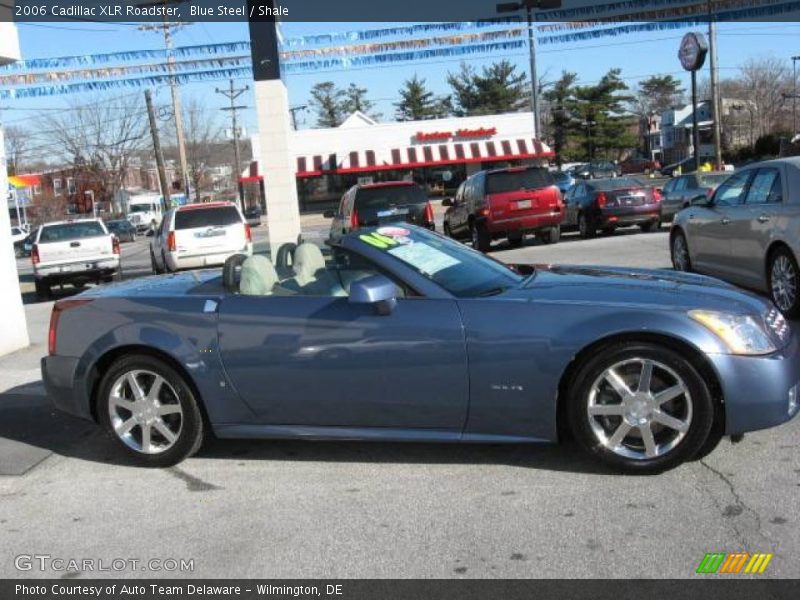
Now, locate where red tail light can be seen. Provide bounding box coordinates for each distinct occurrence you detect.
[480,207,490,217]
[112,236,121,255]
[167,231,176,252]
[48,300,92,355]
[596,192,608,208]
[652,188,663,203]
[424,201,434,224]
[350,209,360,229]
[31,244,40,265]
[244,223,252,243]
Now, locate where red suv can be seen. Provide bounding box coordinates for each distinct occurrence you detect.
[443,166,564,252]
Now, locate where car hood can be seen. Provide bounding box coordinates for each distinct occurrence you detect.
[507,264,771,315]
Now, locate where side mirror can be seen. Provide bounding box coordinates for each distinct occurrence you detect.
[441,198,453,207]
[349,274,397,316]
[690,194,711,207]
[323,209,336,219]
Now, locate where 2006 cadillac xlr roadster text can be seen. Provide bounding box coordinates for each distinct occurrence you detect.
[42,225,800,473]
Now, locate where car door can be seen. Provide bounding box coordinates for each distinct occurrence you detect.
[449,182,469,237]
[216,249,469,430]
[563,184,583,227]
[686,169,752,277]
[727,167,785,288]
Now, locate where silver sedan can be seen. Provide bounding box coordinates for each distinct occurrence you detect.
[670,157,800,316]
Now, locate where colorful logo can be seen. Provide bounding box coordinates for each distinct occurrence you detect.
[696,552,773,574]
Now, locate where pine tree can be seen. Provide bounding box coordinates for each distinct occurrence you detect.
[309,82,345,128]
[395,75,449,121]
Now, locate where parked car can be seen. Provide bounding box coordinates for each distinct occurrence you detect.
[552,170,576,194]
[671,157,800,316]
[31,219,121,298]
[325,181,435,242]
[573,161,619,179]
[661,171,731,221]
[106,219,137,243]
[563,177,662,238]
[9,225,27,245]
[43,225,799,472]
[244,204,263,227]
[442,165,563,251]
[619,157,661,175]
[661,157,697,177]
[150,202,252,274]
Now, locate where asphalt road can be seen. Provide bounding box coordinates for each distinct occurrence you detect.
[1,218,798,579]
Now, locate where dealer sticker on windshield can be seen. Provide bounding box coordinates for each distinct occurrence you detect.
[388,242,459,276]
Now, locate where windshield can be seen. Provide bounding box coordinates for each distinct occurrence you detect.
[354,226,523,298]
[486,168,553,194]
[129,204,154,213]
[354,185,427,210]
[590,177,643,191]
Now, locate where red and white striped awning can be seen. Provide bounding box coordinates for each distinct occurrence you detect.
[295,137,553,177]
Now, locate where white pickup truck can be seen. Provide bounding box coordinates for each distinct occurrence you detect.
[32,219,121,298]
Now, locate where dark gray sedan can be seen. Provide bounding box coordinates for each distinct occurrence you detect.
[43,226,799,473]
[661,171,730,221]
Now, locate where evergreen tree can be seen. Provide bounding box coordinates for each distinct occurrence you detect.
[633,74,685,116]
[446,60,529,116]
[543,71,578,166]
[395,75,449,121]
[309,82,345,128]
[341,83,376,116]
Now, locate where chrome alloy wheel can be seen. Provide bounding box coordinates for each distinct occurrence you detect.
[108,369,183,455]
[771,254,797,312]
[587,358,692,461]
[672,234,689,271]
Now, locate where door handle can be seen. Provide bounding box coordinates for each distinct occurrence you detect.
[757,214,770,223]
[720,217,730,225]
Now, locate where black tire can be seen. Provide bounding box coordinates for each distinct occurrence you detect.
[567,342,715,474]
[507,233,524,248]
[470,221,491,252]
[539,225,561,244]
[34,279,50,300]
[767,246,800,318]
[601,226,616,237]
[670,229,692,272]
[162,251,172,273]
[150,251,163,275]
[443,222,453,238]
[578,213,596,239]
[640,220,660,233]
[97,354,205,468]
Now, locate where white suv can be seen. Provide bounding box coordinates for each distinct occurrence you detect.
[150,202,252,273]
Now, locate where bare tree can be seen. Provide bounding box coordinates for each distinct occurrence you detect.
[739,56,793,137]
[40,94,148,201]
[3,125,28,174]
[182,99,222,202]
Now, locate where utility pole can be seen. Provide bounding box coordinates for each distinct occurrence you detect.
[708,0,723,169]
[139,17,190,200]
[289,105,307,130]
[216,79,249,210]
[793,56,799,134]
[145,89,170,211]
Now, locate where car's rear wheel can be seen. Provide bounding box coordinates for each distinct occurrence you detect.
[578,213,596,239]
[670,230,692,272]
[443,222,453,238]
[567,343,714,473]
[98,355,204,467]
[470,222,491,252]
[539,226,560,244]
[768,247,800,318]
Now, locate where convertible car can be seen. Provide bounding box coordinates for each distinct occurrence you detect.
[42,225,799,473]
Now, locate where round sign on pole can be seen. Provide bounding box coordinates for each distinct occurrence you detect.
[679,32,709,71]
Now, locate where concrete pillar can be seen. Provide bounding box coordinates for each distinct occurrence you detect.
[0,20,27,356]
[248,5,302,258]
[254,80,302,257]
[0,127,30,355]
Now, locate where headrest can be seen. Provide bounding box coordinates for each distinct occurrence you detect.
[240,255,278,296]
[293,243,326,286]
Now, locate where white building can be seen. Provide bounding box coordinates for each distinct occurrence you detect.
[242,111,552,210]
[0,19,27,356]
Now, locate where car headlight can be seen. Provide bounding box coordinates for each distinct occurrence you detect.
[689,310,777,355]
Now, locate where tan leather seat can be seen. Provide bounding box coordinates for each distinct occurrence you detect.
[239,255,279,296]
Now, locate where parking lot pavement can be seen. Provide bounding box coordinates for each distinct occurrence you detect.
[2,221,798,579]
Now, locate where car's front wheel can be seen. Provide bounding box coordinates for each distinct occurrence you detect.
[578,213,596,239]
[567,343,714,473]
[670,230,692,272]
[539,226,560,244]
[768,246,800,318]
[98,354,205,467]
